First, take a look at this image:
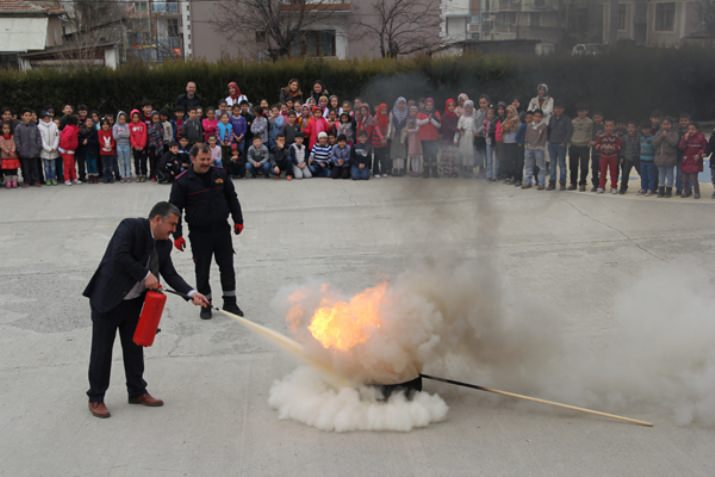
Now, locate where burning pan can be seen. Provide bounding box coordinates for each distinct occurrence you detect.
[373,375,423,400]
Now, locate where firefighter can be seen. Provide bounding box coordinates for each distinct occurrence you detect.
[170,143,244,319]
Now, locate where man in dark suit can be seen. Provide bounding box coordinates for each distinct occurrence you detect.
[83,201,209,418]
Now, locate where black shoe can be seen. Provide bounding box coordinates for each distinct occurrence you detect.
[200,306,212,320]
[665,187,673,198]
[222,298,243,316]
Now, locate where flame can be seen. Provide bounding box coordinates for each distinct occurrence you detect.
[308,283,388,351]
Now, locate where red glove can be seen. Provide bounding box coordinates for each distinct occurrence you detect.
[174,236,186,251]
[234,223,244,235]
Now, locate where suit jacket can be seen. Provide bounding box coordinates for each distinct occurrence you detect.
[83,218,192,314]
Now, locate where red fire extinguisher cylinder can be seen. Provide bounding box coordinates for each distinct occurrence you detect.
[133,290,167,347]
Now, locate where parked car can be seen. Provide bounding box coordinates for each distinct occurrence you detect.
[571,43,603,56]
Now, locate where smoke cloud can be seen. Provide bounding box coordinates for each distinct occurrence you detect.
[266,179,715,431]
[268,367,448,433]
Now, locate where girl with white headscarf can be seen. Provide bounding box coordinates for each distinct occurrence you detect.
[387,97,409,175]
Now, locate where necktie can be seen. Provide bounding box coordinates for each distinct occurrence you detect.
[149,242,160,278]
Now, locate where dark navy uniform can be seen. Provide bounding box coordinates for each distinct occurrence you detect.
[170,166,243,317]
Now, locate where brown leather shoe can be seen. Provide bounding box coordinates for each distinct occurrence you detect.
[128,393,164,407]
[89,401,111,418]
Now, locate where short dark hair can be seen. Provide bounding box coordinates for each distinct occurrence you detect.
[276,133,285,139]
[190,142,211,157]
[532,109,543,116]
[20,108,33,115]
[337,134,347,142]
[149,201,180,220]
[77,104,88,111]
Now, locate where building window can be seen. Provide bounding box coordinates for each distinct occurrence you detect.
[617,4,627,31]
[496,12,517,26]
[654,2,675,32]
[289,30,336,57]
[168,18,180,37]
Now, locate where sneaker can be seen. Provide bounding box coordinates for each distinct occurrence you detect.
[537,185,545,191]
[559,184,566,191]
[590,186,597,192]
[546,183,555,191]
[522,184,532,189]
[597,188,604,194]
[637,189,645,195]
[578,185,586,192]
[65,180,72,186]
[645,190,653,196]
[374,174,381,178]
[74,180,81,185]
[610,188,617,194]
[567,184,577,190]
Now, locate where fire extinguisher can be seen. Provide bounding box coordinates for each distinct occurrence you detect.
[133,290,167,347]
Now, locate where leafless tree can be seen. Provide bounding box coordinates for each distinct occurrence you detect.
[59,0,124,63]
[698,0,715,35]
[212,0,338,61]
[354,0,441,58]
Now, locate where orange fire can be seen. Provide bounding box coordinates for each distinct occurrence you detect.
[308,283,388,351]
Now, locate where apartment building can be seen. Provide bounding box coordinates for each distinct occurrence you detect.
[602,0,703,47]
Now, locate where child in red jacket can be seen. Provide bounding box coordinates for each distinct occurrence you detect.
[98,119,117,183]
[59,115,80,185]
[678,122,709,199]
[129,109,148,182]
[595,119,623,194]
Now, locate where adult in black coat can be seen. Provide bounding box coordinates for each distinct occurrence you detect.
[175,81,203,115]
[83,201,209,418]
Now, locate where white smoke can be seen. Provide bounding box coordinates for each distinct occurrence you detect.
[268,367,448,432]
[268,258,715,431]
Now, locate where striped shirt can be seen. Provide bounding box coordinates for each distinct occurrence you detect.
[310,144,332,165]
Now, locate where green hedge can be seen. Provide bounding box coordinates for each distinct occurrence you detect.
[2,48,715,121]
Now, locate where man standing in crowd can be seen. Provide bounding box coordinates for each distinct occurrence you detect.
[83,201,209,418]
[170,143,245,320]
[176,81,202,115]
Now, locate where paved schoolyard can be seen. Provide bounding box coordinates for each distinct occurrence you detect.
[1,177,714,477]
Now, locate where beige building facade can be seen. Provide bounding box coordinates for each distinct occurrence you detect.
[186,0,440,61]
[602,0,703,47]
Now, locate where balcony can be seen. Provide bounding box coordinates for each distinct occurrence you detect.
[280,0,351,13]
[152,1,180,15]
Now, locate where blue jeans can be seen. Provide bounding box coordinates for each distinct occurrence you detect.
[523,148,546,186]
[117,144,132,178]
[351,165,370,180]
[309,162,331,177]
[246,161,271,177]
[85,151,98,175]
[640,161,657,192]
[486,142,497,179]
[548,143,567,185]
[43,158,57,181]
[658,165,674,187]
[102,155,117,181]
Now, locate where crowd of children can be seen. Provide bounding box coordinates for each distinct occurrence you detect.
[1,80,713,199]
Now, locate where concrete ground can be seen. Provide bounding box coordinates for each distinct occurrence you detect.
[1,177,714,477]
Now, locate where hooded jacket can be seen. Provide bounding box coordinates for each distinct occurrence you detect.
[129,110,148,150]
[653,129,679,167]
[58,124,80,153]
[678,131,709,174]
[13,121,42,158]
[38,119,59,160]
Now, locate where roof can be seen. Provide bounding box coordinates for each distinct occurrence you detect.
[0,1,64,16]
